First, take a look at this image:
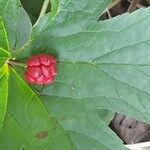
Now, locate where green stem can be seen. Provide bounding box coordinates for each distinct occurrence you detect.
[33,0,50,26]
[38,0,50,20]
[7,60,26,68]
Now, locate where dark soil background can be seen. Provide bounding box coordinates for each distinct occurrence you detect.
[101,0,149,19]
[101,0,150,144]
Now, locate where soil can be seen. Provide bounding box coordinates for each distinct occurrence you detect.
[110,114,150,144]
[100,0,150,144]
[100,0,149,20]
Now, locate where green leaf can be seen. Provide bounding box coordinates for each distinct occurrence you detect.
[0,48,10,68]
[24,7,150,124]
[27,12,37,25]
[0,64,8,131]
[0,114,26,150]
[32,0,110,38]
[32,0,59,35]
[13,7,32,51]
[98,109,114,124]
[21,0,43,16]
[13,0,150,149]
[20,0,48,22]
[41,96,126,150]
[0,0,20,49]
[0,17,9,51]
[0,1,32,51]
[0,68,74,150]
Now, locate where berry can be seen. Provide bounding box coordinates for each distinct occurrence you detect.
[25,54,57,85]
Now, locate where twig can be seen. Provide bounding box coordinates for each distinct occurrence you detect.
[127,0,140,12]
[106,8,112,18]
[102,0,122,14]
[7,60,26,68]
[125,141,150,149]
[38,0,50,19]
[127,0,146,9]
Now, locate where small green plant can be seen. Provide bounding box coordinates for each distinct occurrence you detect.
[0,0,150,149]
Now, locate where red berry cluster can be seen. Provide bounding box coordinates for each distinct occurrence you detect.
[25,54,57,85]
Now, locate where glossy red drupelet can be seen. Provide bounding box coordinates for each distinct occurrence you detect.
[25,54,57,85]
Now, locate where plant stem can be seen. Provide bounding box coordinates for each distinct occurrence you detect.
[128,0,139,13]
[33,0,50,27]
[102,0,122,14]
[106,8,112,19]
[7,60,27,68]
[38,0,50,20]
[127,0,145,9]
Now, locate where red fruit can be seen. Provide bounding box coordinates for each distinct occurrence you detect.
[25,54,57,85]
